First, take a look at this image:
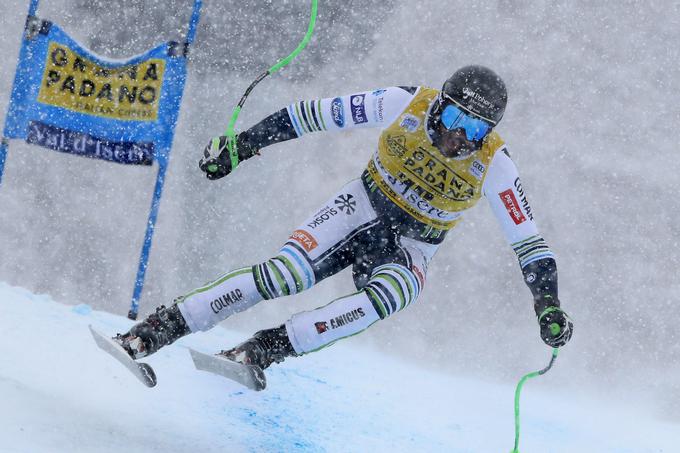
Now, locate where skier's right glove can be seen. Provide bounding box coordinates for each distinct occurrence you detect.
[537,305,573,348]
[199,132,259,180]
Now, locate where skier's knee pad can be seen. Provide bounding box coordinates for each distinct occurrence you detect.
[363,263,423,319]
[253,252,315,300]
[264,244,316,299]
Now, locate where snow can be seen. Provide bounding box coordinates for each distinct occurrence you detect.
[1,282,677,453]
[1,1,680,450]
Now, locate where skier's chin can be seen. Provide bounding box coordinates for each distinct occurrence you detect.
[436,139,477,160]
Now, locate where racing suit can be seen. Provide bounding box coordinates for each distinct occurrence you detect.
[178,86,558,354]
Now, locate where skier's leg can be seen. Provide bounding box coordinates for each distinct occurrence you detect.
[286,244,433,354]
[226,234,440,366]
[119,178,378,358]
[177,177,379,334]
[287,234,439,353]
[117,262,293,359]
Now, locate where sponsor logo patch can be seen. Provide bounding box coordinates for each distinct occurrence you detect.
[461,86,494,113]
[399,114,420,132]
[411,265,425,288]
[513,177,534,221]
[369,156,466,223]
[469,160,486,181]
[307,205,339,229]
[401,147,475,201]
[350,94,367,124]
[289,229,318,252]
[385,134,407,157]
[334,193,356,215]
[210,289,244,314]
[316,308,366,334]
[331,97,344,127]
[372,90,385,122]
[499,189,526,225]
[315,321,328,334]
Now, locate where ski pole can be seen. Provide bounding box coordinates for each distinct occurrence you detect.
[206,0,318,174]
[511,347,559,453]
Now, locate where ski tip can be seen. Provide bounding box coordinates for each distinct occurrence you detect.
[138,362,158,387]
[89,324,158,388]
[88,324,108,341]
[188,347,202,362]
[250,365,267,392]
[188,348,207,370]
[88,324,105,342]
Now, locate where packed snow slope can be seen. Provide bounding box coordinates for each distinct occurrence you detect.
[0,282,677,453]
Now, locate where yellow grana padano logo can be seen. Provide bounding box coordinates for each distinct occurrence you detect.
[37,42,165,122]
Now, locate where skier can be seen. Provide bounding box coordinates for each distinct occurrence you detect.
[116,65,573,373]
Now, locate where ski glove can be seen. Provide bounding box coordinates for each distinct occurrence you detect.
[199,133,259,180]
[538,306,573,348]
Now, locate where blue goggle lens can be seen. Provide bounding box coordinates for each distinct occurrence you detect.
[440,104,492,141]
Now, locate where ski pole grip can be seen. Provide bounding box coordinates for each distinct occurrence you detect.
[549,322,561,336]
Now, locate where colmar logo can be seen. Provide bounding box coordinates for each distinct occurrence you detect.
[210,289,244,314]
[499,189,526,225]
[513,177,534,221]
[290,229,318,252]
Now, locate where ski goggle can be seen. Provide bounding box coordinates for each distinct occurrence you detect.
[440,103,492,142]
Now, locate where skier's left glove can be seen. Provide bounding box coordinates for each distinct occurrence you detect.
[199,132,259,180]
[537,305,573,348]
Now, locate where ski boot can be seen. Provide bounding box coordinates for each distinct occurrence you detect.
[218,325,298,370]
[115,304,190,359]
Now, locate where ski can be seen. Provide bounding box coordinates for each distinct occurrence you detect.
[189,348,266,391]
[89,325,157,388]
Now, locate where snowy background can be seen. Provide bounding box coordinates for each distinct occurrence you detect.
[2,282,679,452]
[1,0,680,449]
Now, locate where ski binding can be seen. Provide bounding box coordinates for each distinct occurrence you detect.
[89,325,157,387]
[189,348,266,391]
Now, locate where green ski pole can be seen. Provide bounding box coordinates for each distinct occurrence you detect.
[511,348,559,453]
[206,0,318,175]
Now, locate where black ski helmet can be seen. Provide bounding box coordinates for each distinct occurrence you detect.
[440,65,507,125]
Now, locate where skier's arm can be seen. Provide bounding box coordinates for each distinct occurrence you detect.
[482,149,573,347]
[199,87,417,179]
[284,86,417,138]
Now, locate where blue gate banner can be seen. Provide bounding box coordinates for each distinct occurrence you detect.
[2,0,203,319]
[3,17,189,168]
